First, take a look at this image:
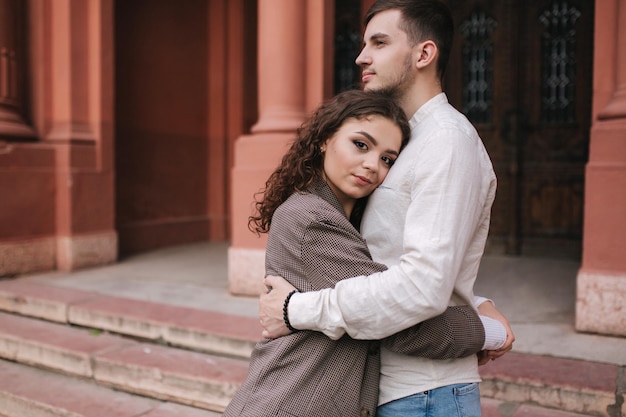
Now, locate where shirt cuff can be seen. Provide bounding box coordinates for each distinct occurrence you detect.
[288,288,346,340]
[288,291,311,330]
[480,315,507,350]
[473,295,494,309]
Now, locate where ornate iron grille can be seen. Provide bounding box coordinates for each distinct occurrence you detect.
[460,10,496,124]
[539,1,580,123]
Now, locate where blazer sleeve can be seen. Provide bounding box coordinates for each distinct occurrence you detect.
[302,214,485,359]
[300,215,386,291]
[380,305,485,359]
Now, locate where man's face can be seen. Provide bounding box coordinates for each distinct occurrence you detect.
[356,9,417,96]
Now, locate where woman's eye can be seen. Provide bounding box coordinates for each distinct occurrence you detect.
[381,156,395,167]
[353,140,367,150]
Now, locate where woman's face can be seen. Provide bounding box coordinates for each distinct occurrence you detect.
[321,115,403,217]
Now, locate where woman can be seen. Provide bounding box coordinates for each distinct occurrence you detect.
[223,90,486,417]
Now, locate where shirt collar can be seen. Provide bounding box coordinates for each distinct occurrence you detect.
[409,92,448,130]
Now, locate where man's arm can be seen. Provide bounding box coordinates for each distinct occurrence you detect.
[260,276,495,360]
[261,275,510,357]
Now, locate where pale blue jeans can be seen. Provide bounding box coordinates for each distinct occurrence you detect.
[376,382,481,417]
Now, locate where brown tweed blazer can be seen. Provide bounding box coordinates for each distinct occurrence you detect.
[223,180,485,417]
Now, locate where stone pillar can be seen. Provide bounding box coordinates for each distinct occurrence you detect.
[228,0,333,296]
[228,0,307,295]
[0,0,35,138]
[251,1,307,134]
[35,0,117,270]
[576,0,626,337]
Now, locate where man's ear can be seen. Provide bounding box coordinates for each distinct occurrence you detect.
[415,40,438,69]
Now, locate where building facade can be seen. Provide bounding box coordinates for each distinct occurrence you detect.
[1,0,624,337]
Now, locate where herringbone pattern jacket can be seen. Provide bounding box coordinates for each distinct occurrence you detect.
[223,180,485,417]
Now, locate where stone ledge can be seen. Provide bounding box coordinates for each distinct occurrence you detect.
[67,294,260,358]
[0,280,96,323]
[93,343,249,413]
[576,270,626,337]
[0,279,261,358]
[0,359,161,417]
[0,312,250,414]
[479,351,621,416]
[0,237,55,277]
[56,231,118,272]
[0,311,133,377]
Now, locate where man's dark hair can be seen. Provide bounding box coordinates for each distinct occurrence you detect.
[365,0,454,80]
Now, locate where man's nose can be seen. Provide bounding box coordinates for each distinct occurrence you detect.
[355,48,369,66]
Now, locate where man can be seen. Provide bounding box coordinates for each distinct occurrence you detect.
[260,0,514,415]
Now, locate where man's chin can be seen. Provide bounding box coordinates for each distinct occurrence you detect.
[362,82,378,92]
[365,85,401,100]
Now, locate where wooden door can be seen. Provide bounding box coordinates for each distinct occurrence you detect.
[444,0,593,258]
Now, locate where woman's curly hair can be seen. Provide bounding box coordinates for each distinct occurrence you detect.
[249,89,410,234]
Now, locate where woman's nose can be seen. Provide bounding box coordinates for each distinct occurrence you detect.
[362,154,378,170]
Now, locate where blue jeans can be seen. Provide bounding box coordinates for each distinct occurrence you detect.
[376,383,481,417]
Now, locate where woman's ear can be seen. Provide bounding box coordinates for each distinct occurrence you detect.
[415,40,438,69]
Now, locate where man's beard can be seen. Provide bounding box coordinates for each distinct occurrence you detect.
[368,85,404,103]
[361,54,414,103]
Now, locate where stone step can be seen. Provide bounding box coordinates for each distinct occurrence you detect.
[480,397,603,417]
[479,352,623,417]
[0,359,222,417]
[0,279,622,416]
[0,279,261,359]
[0,312,249,413]
[0,355,609,417]
[0,356,604,417]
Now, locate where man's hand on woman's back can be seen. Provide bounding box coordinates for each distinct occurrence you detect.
[259,275,296,339]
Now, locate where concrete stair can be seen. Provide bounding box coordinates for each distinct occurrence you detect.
[479,353,623,417]
[0,279,623,417]
[0,359,221,417]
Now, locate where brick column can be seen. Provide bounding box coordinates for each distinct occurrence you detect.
[251,1,307,134]
[228,0,307,295]
[38,0,117,270]
[576,0,626,336]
